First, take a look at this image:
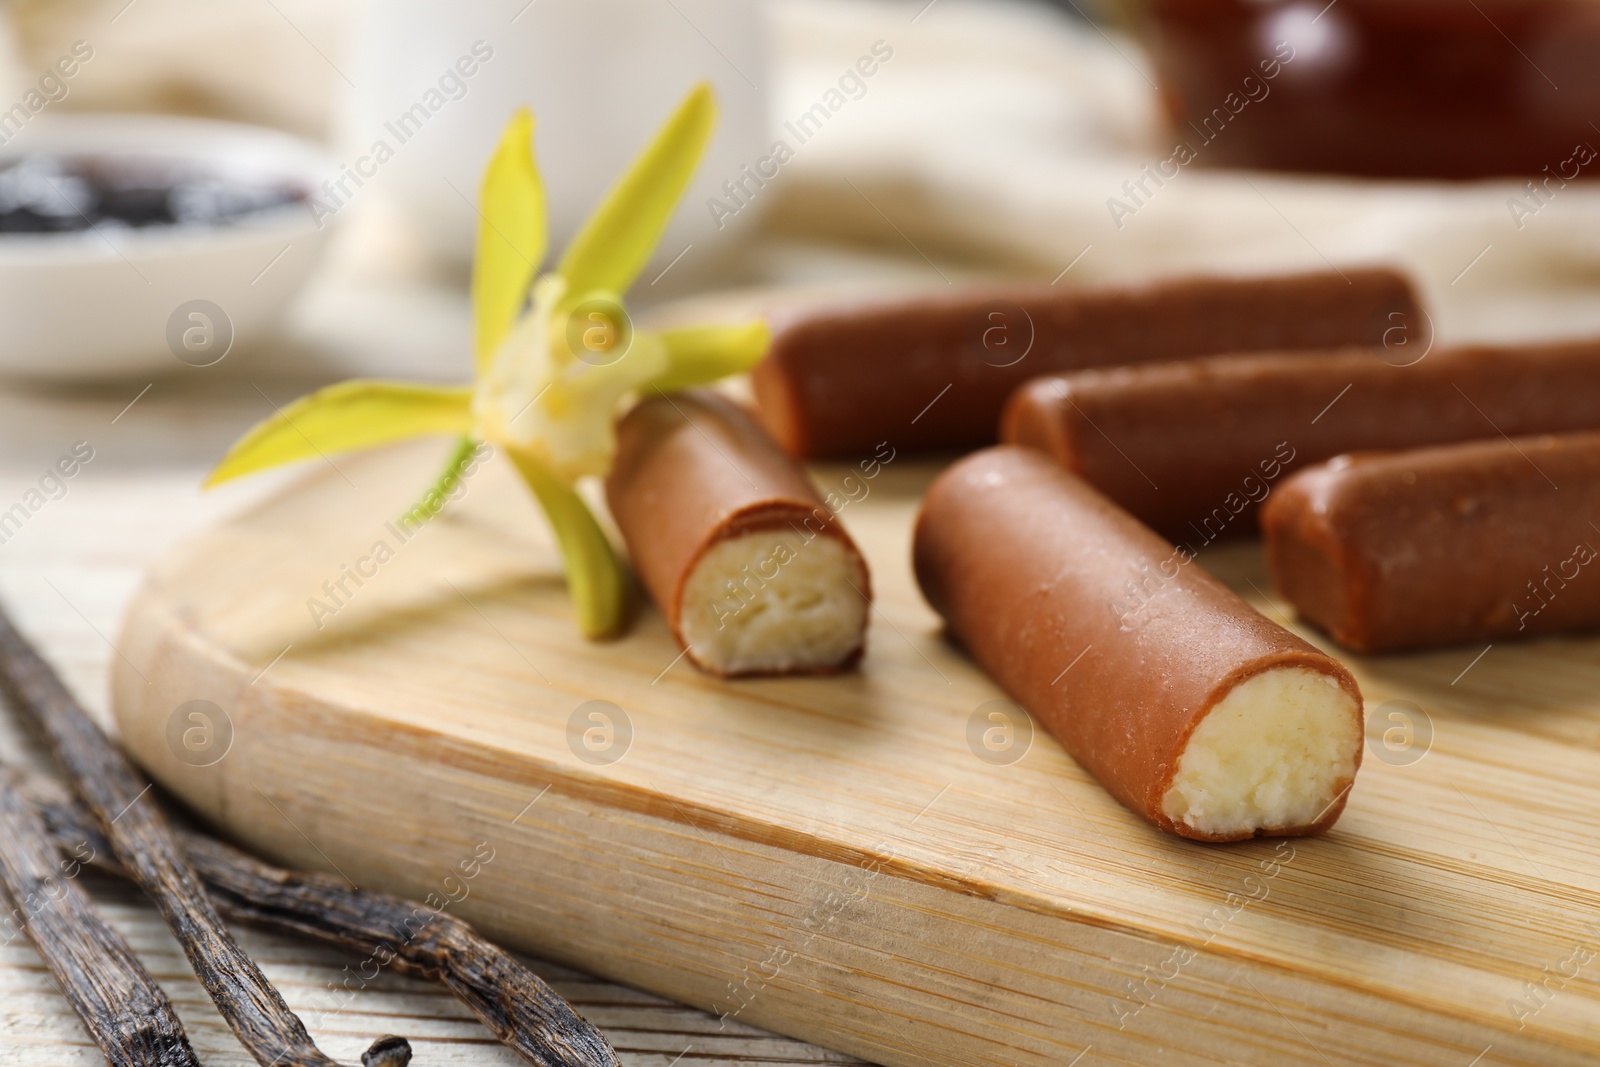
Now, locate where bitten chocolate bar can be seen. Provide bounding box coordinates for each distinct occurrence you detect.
[914,447,1363,842]
[752,267,1420,459]
[1002,339,1600,542]
[1263,433,1600,654]
[605,391,870,677]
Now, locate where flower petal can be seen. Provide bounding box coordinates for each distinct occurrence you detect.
[206,382,475,487]
[474,107,548,371]
[558,82,716,295]
[506,447,629,639]
[643,320,770,394]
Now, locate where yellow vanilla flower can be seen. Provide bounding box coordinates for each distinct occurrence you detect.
[206,84,770,639]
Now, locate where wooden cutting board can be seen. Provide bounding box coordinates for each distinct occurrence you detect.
[112,433,1600,1067]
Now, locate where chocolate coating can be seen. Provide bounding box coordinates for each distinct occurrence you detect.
[1002,339,1600,543]
[1263,433,1600,654]
[913,446,1362,841]
[605,390,869,676]
[752,268,1421,459]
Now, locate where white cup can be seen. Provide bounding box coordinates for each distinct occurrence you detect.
[341,0,771,277]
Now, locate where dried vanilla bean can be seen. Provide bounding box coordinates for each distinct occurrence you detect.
[24,771,621,1067]
[0,764,202,1067]
[360,1036,415,1067]
[0,604,408,1067]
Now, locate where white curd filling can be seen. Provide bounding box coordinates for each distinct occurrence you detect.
[1161,667,1361,837]
[679,531,866,675]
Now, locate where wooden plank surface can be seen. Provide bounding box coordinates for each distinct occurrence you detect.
[0,377,865,1066]
[103,426,1600,1067]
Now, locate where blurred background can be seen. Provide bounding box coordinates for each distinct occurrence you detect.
[4,0,1600,392]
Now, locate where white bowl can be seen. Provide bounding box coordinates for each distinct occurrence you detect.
[0,114,332,380]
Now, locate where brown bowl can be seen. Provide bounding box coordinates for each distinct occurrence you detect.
[1135,0,1600,179]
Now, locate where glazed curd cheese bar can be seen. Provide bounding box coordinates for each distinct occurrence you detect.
[914,447,1363,842]
[1001,339,1600,541]
[751,267,1420,459]
[1263,433,1600,654]
[605,390,870,677]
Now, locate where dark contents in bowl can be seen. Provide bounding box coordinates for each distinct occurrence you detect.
[0,155,307,234]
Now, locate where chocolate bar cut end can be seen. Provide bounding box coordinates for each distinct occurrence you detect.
[1161,664,1362,839]
[676,517,869,677]
[606,391,871,679]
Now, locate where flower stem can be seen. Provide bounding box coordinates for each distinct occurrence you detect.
[401,435,479,527]
[507,447,628,639]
